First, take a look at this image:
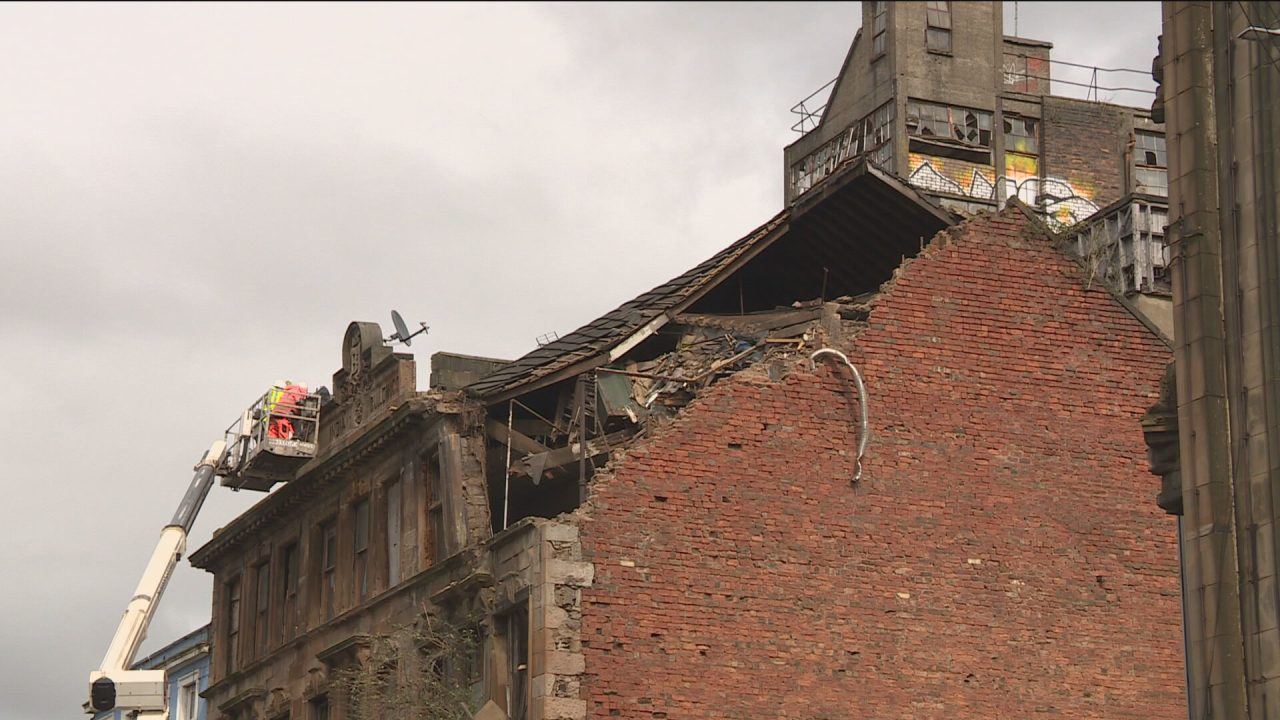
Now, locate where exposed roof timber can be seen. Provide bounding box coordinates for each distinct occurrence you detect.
[468,159,955,405]
[471,216,791,404]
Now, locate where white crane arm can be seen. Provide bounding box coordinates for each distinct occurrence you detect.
[88,440,227,716]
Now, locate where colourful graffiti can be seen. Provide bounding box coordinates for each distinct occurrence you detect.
[908,152,1100,229]
[1004,151,1040,205]
[907,153,997,200]
[1039,178,1100,229]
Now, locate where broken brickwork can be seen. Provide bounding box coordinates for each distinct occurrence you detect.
[574,206,1184,718]
[190,160,1184,720]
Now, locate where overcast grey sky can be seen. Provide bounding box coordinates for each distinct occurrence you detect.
[0,3,1160,719]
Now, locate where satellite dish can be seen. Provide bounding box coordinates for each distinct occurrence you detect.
[385,309,429,347]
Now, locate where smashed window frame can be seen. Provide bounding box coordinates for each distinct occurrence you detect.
[1133,130,1168,197]
[1003,114,1039,155]
[905,99,993,163]
[789,101,895,196]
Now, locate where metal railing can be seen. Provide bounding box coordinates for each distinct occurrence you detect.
[790,76,837,134]
[1003,54,1156,103]
[223,385,322,477]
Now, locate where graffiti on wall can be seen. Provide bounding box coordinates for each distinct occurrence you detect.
[1038,178,1100,229]
[1004,152,1040,204]
[1002,53,1049,94]
[908,152,1100,229]
[907,153,997,200]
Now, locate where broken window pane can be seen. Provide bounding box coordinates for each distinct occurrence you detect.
[906,100,992,149]
[1004,114,1039,154]
[1135,131,1167,167]
[790,101,893,196]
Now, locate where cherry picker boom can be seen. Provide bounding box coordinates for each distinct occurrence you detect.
[88,384,321,718]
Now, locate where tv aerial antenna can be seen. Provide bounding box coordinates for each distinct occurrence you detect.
[385,310,429,346]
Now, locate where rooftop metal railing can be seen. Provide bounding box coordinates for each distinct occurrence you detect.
[790,76,837,134]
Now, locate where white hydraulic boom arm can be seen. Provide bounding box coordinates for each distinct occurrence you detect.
[89,440,228,718]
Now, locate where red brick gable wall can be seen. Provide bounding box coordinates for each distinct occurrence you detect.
[575,206,1183,719]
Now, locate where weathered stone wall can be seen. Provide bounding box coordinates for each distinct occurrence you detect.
[490,519,592,720]
[576,207,1184,718]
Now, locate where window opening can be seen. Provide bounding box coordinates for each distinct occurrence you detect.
[926,1,952,54]
[176,673,198,720]
[906,101,992,146]
[320,519,337,620]
[309,695,329,720]
[254,561,270,656]
[425,455,445,564]
[872,1,888,57]
[354,497,371,602]
[281,543,299,642]
[1003,114,1039,154]
[225,577,241,673]
[386,479,402,586]
[503,606,529,720]
[1134,131,1168,197]
[789,101,895,195]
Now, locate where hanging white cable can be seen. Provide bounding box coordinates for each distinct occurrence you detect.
[809,348,869,483]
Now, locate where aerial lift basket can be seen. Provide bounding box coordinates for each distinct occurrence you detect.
[221,384,321,491]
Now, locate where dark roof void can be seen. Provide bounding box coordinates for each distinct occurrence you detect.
[467,160,954,403]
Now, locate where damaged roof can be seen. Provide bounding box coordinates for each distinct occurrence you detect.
[466,159,955,403]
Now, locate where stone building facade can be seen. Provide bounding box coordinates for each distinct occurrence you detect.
[1143,3,1280,717]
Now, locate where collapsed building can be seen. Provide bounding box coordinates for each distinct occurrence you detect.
[189,4,1187,718]
[191,159,1183,719]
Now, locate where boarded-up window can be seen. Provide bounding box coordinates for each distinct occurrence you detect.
[354,498,370,602]
[254,561,270,656]
[386,479,402,586]
[320,519,337,620]
[280,542,299,642]
[425,455,445,564]
[872,1,887,57]
[225,576,241,672]
[925,1,952,53]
